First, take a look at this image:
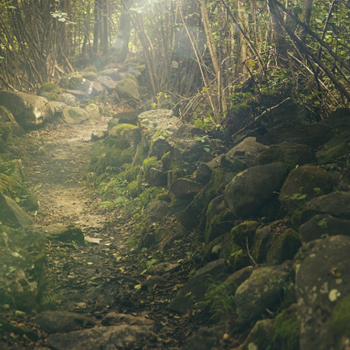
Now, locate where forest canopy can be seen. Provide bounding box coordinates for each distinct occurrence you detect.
[1,0,350,120]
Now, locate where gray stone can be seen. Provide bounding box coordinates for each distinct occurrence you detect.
[115,78,140,99]
[295,236,350,350]
[196,163,213,184]
[57,92,78,106]
[148,167,167,187]
[266,228,301,265]
[0,91,50,129]
[91,81,105,96]
[279,165,333,213]
[223,266,254,295]
[222,137,267,170]
[148,262,180,276]
[169,259,229,313]
[251,226,275,264]
[97,75,118,91]
[239,319,274,350]
[48,324,152,350]
[46,101,66,121]
[225,162,287,218]
[0,192,33,228]
[62,107,88,125]
[0,105,25,137]
[301,191,350,223]
[33,225,84,245]
[299,213,350,243]
[84,104,100,119]
[235,263,292,326]
[35,311,95,334]
[146,200,170,226]
[141,275,166,290]
[170,178,202,199]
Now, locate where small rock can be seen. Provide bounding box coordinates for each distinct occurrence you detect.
[148,262,180,275]
[102,313,154,326]
[35,311,95,334]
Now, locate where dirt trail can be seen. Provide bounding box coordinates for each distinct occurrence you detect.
[20,117,140,321]
[5,114,202,349]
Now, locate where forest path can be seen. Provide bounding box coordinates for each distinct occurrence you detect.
[16,116,149,340]
[8,114,198,349]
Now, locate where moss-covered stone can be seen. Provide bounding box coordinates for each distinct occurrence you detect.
[272,304,299,350]
[205,197,235,243]
[109,123,138,138]
[258,142,314,170]
[238,319,274,350]
[231,221,260,249]
[142,156,159,178]
[331,295,350,341]
[279,165,333,213]
[38,83,60,101]
[0,159,25,183]
[68,76,84,90]
[266,229,301,265]
[250,226,274,264]
[127,178,143,198]
[0,224,46,311]
[317,143,350,164]
[0,173,38,211]
[90,137,133,173]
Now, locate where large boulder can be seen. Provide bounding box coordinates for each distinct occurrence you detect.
[301,191,350,223]
[234,263,292,327]
[295,236,350,350]
[225,162,287,218]
[97,75,118,91]
[258,142,315,170]
[0,91,51,129]
[33,225,84,245]
[57,92,78,106]
[299,214,350,243]
[279,165,333,213]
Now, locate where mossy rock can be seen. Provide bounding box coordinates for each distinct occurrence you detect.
[331,294,350,342]
[137,186,167,207]
[0,173,38,211]
[258,142,315,170]
[251,226,274,264]
[109,123,139,138]
[317,142,350,165]
[142,156,159,178]
[0,225,46,311]
[272,304,299,350]
[127,178,143,198]
[266,228,301,265]
[68,76,84,90]
[231,221,260,249]
[279,165,333,212]
[90,137,133,173]
[116,165,140,183]
[0,159,25,183]
[205,197,235,243]
[39,82,60,94]
[238,319,274,350]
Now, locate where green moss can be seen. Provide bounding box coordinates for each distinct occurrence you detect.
[331,295,350,339]
[156,190,171,202]
[116,165,140,183]
[318,143,350,164]
[272,304,299,350]
[84,65,97,73]
[137,187,165,207]
[142,156,158,175]
[0,173,38,211]
[0,160,25,183]
[161,151,171,168]
[231,221,259,249]
[112,123,138,137]
[68,76,84,89]
[127,179,142,198]
[39,82,60,94]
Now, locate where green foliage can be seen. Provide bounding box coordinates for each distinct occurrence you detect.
[331,295,350,339]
